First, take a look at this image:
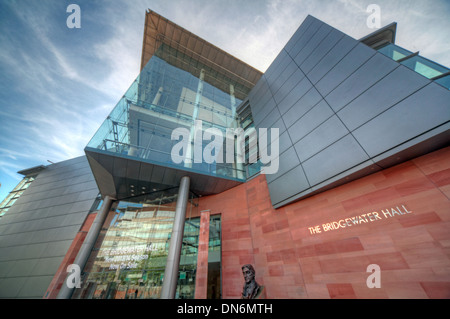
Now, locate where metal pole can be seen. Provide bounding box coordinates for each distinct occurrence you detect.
[57,195,115,299]
[160,176,190,299]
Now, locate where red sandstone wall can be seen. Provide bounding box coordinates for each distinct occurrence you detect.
[198,147,450,299]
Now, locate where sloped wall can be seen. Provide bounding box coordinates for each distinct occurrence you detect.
[0,156,98,298]
[248,15,450,208]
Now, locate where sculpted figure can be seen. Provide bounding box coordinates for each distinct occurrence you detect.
[241,264,265,299]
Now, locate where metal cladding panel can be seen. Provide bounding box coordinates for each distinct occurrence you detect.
[253,96,278,126]
[287,18,325,59]
[0,156,99,298]
[248,15,450,208]
[293,115,350,163]
[265,147,300,184]
[281,87,322,129]
[315,42,376,96]
[287,100,334,145]
[325,53,399,112]
[337,65,431,131]
[266,164,311,206]
[293,23,333,66]
[267,59,298,95]
[302,134,370,186]
[273,68,305,105]
[353,82,450,157]
[85,149,243,200]
[300,28,345,74]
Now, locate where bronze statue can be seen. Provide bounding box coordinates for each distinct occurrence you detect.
[241,264,265,299]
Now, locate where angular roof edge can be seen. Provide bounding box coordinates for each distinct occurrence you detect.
[359,22,397,48]
[140,9,263,87]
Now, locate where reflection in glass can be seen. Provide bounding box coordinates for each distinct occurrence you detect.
[376,42,450,90]
[376,43,412,61]
[86,43,256,181]
[400,55,449,80]
[72,189,200,299]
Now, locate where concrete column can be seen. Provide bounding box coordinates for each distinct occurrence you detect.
[160,176,191,299]
[57,195,115,299]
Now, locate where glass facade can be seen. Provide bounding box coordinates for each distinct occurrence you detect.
[377,43,450,90]
[237,100,262,178]
[73,189,222,299]
[377,43,413,61]
[86,43,258,181]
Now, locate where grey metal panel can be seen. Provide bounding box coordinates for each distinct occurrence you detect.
[372,122,450,169]
[302,134,370,186]
[162,167,177,185]
[248,76,271,110]
[276,76,311,115]
[264,50,292,85]
[272,67,305,106]
[265,147,300,184]
[0,156,99,298]
[139,162,154,181]
[294,115,350,162]
[0,261,15,277]
[293,23,333,67]
[353,83,450,158]
[150,165,165,183]
[7,259,38,277]
[113,157,128,178]
[325,53,399,112]
[300,28,345,74]
[247,71,269,102]
[253,96,278,126]
[307,35,358,84]
[30,257,64,276]
[315,42,375,96]
[267,165,310,206]
[287,18,324,58]
[287,100,334,145]
[284,15,315,54]
[260,130,292,156]
[267,58,297,97]
[21,243,49,259]
[257,107,284,134]
[281,87,322,129]
[0,247,15,261]
[0,277,27,298]
[338,65,431,131]
[16,276,54,298]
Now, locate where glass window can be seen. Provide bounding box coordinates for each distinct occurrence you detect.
[377,43,412,61]
[86,43,255,182]
[72,189,200,299]
[400,55,449,79]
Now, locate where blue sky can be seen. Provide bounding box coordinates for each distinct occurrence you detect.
[0,0,449,203]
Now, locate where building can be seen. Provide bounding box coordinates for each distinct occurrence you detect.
[0,9,449,299]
